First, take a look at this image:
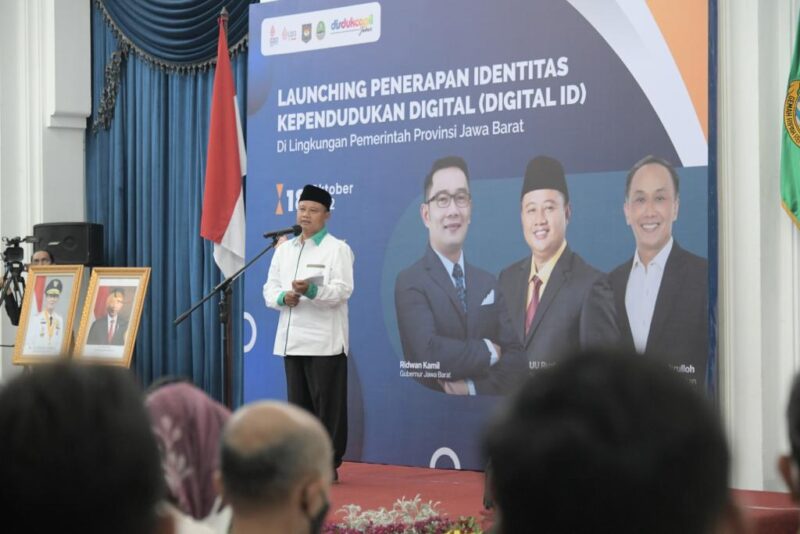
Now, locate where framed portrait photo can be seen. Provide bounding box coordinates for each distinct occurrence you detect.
[73,267,151,368]
[13,265,84,365]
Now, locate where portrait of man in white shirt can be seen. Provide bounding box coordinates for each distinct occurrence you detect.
[609,155,709,388]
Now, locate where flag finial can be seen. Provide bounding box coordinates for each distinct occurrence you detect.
[219,7,229,33]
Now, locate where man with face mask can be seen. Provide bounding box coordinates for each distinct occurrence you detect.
[217,401,333,534]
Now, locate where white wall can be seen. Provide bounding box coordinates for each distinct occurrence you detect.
[717,0,800,490]
[0,0,89,379]
[0,0,798,491]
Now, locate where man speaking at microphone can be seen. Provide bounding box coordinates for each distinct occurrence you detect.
[263,184,354,481]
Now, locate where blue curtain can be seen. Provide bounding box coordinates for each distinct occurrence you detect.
[86,0,254,404]
[96,0,251,67]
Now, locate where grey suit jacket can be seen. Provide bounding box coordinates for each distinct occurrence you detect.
[498,246,619,370]
[609,241,708,388]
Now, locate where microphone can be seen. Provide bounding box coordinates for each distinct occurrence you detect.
[263,225,302,239]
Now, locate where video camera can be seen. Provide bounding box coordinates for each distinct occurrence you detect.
[2,236,38,269]
[1,236,37,326]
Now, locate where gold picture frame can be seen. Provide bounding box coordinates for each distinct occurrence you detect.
[73,267,151,368]
[13,265,84,365]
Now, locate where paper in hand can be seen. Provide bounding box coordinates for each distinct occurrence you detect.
[305,275,325,286]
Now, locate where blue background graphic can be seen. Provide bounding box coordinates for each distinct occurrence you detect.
[244,0,709,469]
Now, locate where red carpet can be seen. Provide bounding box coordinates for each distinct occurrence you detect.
[329,462,800,533]
[330,462,485,522]
[735,490,800,534]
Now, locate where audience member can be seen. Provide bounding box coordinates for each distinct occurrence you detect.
[146,381,232,533]
[0,362,172,534]
[484,349,746,534]
[779,373,800,509]
[31,249,55,265]
[217,401,333,534]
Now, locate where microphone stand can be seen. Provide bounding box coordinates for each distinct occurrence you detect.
[175,235,284,408]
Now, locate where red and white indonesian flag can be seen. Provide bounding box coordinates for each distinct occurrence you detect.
[33,276,46,313]
[201,18,246,278]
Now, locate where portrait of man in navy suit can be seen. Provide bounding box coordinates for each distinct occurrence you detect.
[86,287,129,346]
[394,156,525,395]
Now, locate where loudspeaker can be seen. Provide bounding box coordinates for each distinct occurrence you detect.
[33,222,104,266]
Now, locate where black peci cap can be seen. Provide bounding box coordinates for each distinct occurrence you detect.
[521,156,569,204]
[299,184,332,210]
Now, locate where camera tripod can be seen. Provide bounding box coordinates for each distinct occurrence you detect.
[1,261,26,327]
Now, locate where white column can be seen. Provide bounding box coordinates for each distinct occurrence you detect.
[43,0,90,222]
[0,0,90,380]
[719,0,800,490]
[718,0,764,489]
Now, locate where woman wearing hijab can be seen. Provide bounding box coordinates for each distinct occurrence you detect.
[146,380,232,534]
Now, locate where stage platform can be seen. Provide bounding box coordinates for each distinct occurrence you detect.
[330,462,485,522]
[329,462,800,533]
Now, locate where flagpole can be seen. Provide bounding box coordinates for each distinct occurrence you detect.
[221,282,233,408]
[193,6,245,408]
[218,7,232,409]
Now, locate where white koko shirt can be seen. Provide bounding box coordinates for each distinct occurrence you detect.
[263,228,354,357]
